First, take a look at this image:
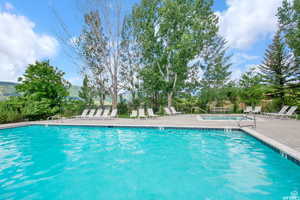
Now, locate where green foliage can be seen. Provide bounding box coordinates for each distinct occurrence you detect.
[117,95,129,115]
[239,68,265,106]
[200,36,232,89]
[16,61,70,120]
[278,0,300,58]
[259,30,299,107]
[79,75,94,106]
[131,0,219,107]
[0,97,24,124]
[61,99,85,117]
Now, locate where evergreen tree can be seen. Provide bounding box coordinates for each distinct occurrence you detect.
[259,29,299,106]
[79,75,94,106]
[197,36,232,106]
[200,36,232,89]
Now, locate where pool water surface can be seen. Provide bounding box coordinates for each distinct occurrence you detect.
[0,125,299,199]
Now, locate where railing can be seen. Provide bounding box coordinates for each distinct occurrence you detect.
[238,114,256,129]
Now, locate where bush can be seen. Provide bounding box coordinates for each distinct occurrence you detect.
[0,98,24,124]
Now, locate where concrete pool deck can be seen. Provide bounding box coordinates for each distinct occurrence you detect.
[1,114,300,162]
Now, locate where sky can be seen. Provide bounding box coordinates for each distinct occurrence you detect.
[0,0,284,86]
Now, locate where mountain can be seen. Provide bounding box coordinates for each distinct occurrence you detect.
[0,81,81,101]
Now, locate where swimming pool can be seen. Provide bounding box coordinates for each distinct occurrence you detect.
[0,125,299,199]
[200,115,251,120]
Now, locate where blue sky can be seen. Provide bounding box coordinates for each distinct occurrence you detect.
[0,0,283,85]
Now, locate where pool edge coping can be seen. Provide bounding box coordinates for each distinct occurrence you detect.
[1,122,300,164]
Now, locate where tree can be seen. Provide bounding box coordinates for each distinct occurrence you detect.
[239,68,264,106]
[195,36,232,108]
[16,61,70,119]
[120,15,141,103]
[259,30,299,107]
[131,0,219,107]
[199,36,232,89]
[76,0,125,109]
[278,0,300,58]
[79,75,94,106]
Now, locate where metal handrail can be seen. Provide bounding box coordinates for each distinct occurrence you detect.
[238,113,256,129]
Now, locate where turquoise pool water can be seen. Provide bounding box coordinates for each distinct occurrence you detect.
[201,116,251,120]
[0,125,299,199]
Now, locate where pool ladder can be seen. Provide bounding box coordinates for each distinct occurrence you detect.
[238,114,256,129]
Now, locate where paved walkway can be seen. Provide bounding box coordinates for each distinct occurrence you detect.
[1,114,300,156]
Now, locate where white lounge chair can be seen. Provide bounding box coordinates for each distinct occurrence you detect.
[253,106,262,114]
[138,108,147,119]
[75,109,89,118]
[109,109,118,119]
[93,109,103,119]
[170,107,182,115]
[244,106,252,114]
[87,109,96,118]
[101,108,111,118]
[130,110,138,118]
[278,106,298,119]
[264,106,289,117]
[147,108,158,118]
[164,107,172,115]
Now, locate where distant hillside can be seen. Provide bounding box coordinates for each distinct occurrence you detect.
[0,81,81,101]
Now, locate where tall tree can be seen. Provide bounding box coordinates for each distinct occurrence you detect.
[239,68,264,106]
[79,75,94,106]
[196,36,232,107]
[120,15,141,102]
[76,0,126,109]
[259,29,299,106]
[278,0,300,58]
[199,36,232,89]
[16,61,70,119]
[131,0,218,107]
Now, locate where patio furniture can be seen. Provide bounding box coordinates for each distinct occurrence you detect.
[130,110,138,118]
[170,107,182,115]
[253,106,262,114]
[138,108,147,119]
[277,106,298,119]
[243,106,253,114]
[109,109,118,119]
[164,107,173,115]
[147,108,158,118]
[212,107,230,113]
[264,106,289,117]
[75,109,89,118]
[93,109,103,119]
[87,109,96,118]
[101,108,111,118]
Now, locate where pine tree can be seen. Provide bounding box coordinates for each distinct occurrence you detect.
[259,29,299,106]
[79,75,94,106]
[200,36,232,89]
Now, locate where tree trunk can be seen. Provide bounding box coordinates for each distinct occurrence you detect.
[167,92,173,108]
[112,91,118,109]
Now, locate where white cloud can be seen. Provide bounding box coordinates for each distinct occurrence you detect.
[217,0,283,50]
[0,10,58,82]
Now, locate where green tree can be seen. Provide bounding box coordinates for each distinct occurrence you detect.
[16,61,70,119]
[259,30,299,107]
[79,75,94,106]
[200,36,232,89]
[239,68,264,107]
[278,0,300,58]
[197,36,232,107]
[131,0,218,107]
[120,15,141,103]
